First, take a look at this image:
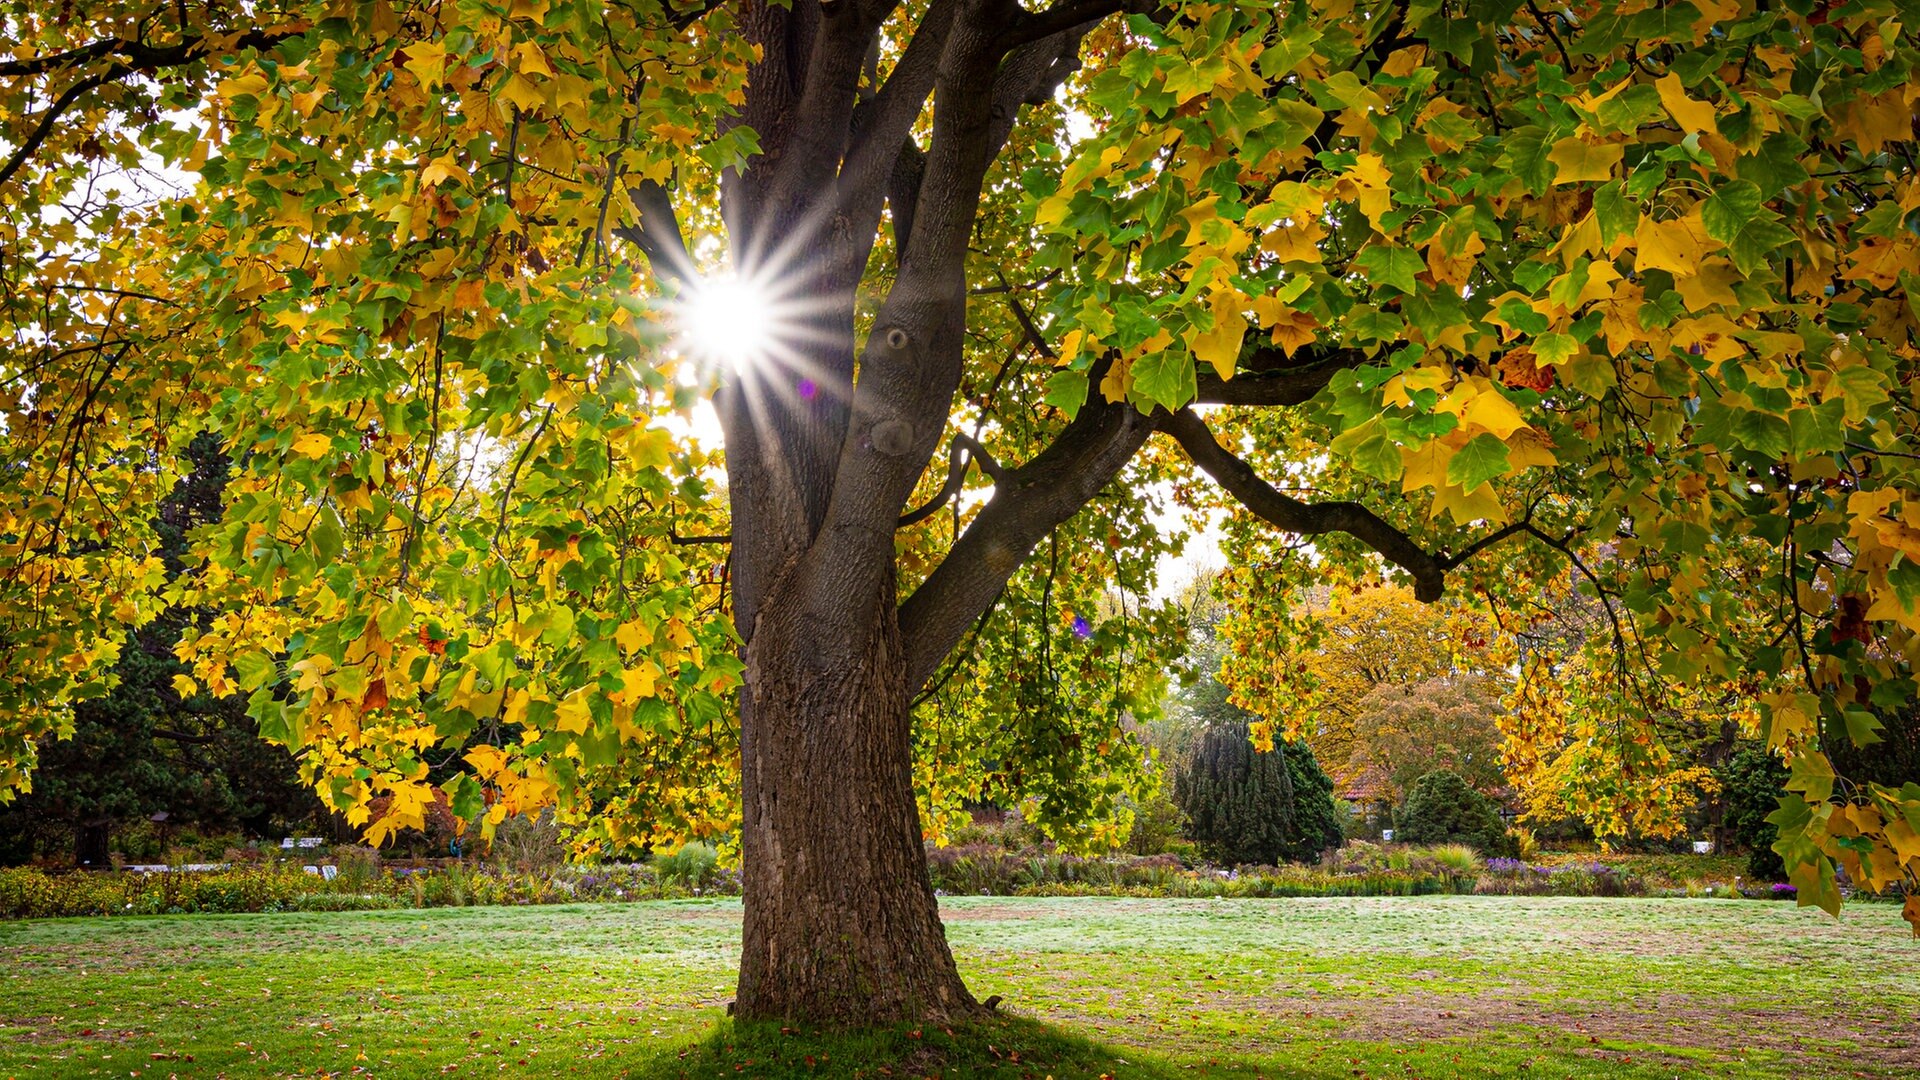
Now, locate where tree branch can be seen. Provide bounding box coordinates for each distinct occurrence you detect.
[1,26,306,189]
[997,0,1143,51]
[897,432,1004,528]
[1160,407,1451,601]
[1192,346,1369,406]
[612,178,695,286]
[899,391,1155,688]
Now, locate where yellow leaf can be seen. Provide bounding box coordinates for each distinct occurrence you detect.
[513,42,554,78]
[1438,378,1529,439]
[1634,212,1708,276]
[291,432,332,458]
[614,663,657,705]
[1655,74,1718,136]
[649,121,701,148]
[1430,479,1508,524]
[615,617,655,653]
[1547,138,1624,185]
[1399,438,1453,493]
[555,689,592,735]
[498,72,544,114]
[1505,428,1560,470]
[1382,365,1453,408]
[401,41,446,88]
[419,156,468,188]
[1188,305,1247,381]
[217,71,270,102]
[1332,154,1393,230]
[171,674,199,698]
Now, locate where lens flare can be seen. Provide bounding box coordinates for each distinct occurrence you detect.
[679,274,775,368]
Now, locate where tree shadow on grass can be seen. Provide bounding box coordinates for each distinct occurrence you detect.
[619,1013,1212,1080]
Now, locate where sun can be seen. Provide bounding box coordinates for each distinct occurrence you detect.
[679,274,776,368]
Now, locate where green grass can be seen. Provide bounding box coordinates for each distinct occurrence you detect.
[2,896,1914,1078]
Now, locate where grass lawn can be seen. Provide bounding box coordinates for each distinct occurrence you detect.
[2,896,1914,1079]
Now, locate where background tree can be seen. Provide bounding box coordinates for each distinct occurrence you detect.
[1174,718,1343,866]
[1348,675,1506,802]
[1394,769,1509,854]
[6,0,1920,1028]
[0,435,323,866]
[1720,746,1790,881]
[1496,563,1732,842]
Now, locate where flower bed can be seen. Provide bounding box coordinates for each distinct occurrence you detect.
[0,863,741,920]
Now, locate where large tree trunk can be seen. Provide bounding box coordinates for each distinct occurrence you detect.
[733,572,975,1023]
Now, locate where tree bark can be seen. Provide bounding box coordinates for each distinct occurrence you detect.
[733,568,975,1023]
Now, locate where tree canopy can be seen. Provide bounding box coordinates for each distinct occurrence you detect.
[6,0,1920,1019]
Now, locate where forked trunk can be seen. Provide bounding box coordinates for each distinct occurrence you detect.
[733,574,976,1024]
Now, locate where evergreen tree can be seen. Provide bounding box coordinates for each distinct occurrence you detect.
[1720,747,1790,882]
[1394,770,1508,853]
[1174,720,1343,866]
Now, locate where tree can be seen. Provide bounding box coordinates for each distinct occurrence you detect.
[1395,769,1507,853]
[6,0,1920,1028]
[1162,598,1342,864]
[1720,746,1789,881]
[1175,719,1343,866]
[1349,676,1505,802]
[1219,583,1498,789]
[0,435,324,866]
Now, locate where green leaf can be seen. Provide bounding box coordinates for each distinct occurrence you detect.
[1830,365,1890,422]
[1354,245,1423,294]
[376,596,414,641]
[1701,180,1763,245]
[311,506,344,566]
[1657,520,1711,555]
[1327,421,1406,484]
[1131,351,1195,411]
[1731,409,1790,458]
[1446,433,1511,492]
[1043,368,1089,420]
[1497,299,1549,337]
[1842,708,1884,748]
[1533,332,1578,366]
[234,650,278,692]
[442,773,486,821]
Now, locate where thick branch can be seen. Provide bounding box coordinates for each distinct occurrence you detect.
[998,0,1141,51]
[0,26,300,79]
[764,0,905,220]
[612,179,695,285]
[899,394,1155,688]
[1161,407,1451,601]
[1193,346,1368,406]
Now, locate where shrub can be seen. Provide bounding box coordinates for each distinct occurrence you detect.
[490,809,568,872]
[1173,723,1343,866]
[1394,770,1510,854]
[1122,782,1187,857]
[1425,844,1482,876]
[653,842,720,890]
